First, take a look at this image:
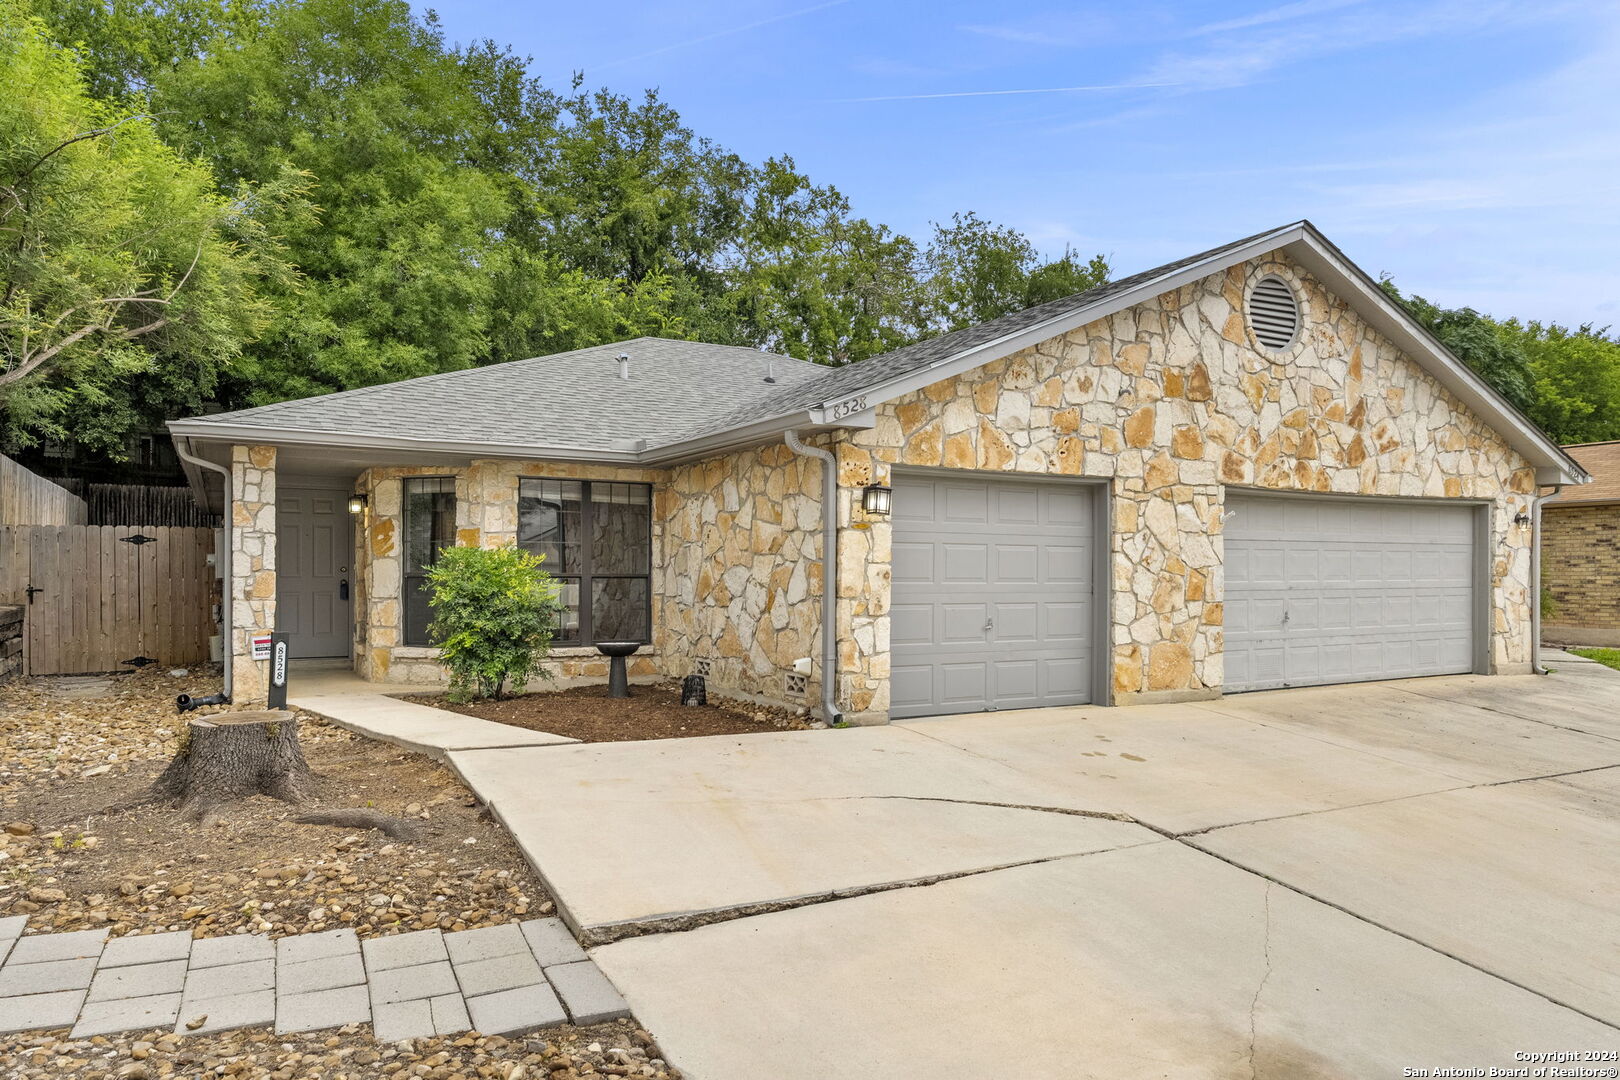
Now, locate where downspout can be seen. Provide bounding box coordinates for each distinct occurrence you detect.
[784,429,844,725]
[1530,484,1564,675]
[174,437,233,700]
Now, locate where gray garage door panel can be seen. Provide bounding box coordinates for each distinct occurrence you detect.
[890,475,1094,719]
[1224,494,1475,693]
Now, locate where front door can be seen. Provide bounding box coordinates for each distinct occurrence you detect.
[277,482,352,658]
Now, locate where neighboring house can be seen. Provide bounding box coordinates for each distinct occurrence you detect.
[1542,440,1620,647]
[170,221,1587,722]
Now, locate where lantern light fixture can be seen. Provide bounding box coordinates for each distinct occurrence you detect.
[347,493,368,515]
[861,483,893,517]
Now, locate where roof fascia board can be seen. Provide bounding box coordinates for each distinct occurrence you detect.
[167,420,645,464]
[803,225,1308,423]
[1282,234,1585,484]
[643,410,876,466]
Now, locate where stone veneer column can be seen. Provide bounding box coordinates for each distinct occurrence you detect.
[230,445,276,704]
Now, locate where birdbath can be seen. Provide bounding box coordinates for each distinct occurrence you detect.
[595,641,642,698]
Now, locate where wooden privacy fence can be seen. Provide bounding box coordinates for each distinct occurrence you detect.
[1,454,87,526]
[0,525,215,676]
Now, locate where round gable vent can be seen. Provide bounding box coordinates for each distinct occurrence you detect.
[1247,275,1300,350]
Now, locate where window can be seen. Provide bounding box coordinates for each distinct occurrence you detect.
[518,479,652,645]
[403,477,457,646]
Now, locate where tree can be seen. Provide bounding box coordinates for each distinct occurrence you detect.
[152,0,521,403]
[1505,320,1620,444]
[920,214,1111,334]
[26,0,267,101]
[1380,280,1535,414]
[427,544,562,700]
[0,3,296,454]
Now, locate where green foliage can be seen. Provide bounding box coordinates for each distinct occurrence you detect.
[1506,320,1620,445]
[1383,279,1620,445]
[1379,280,1535,413]
[425,544,561,701]
[26,0,266,101]
[0,2,300,454]
[1540,585,1559,620]
[14,0,1121,457]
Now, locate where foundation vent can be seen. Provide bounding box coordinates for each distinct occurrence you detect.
[785,672,808,697]
[695,657,712,677]
[1248,274,1300,350]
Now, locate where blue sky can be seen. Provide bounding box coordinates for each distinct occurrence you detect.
[422,0,1619,327]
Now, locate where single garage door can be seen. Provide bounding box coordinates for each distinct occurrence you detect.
[889,474,1096,719]
[1223,493,1477,692]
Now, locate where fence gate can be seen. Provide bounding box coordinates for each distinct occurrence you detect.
[0,525,215,675]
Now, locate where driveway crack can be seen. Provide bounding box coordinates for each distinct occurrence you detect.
[1247,882,1274,1080]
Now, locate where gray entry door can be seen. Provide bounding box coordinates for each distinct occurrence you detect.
[277,482,352,658]
[890,474,1095,719]
[1223,493,1476,692]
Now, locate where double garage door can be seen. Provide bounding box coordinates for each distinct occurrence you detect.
[890,474,1480,717]
[1223,493,1478,692]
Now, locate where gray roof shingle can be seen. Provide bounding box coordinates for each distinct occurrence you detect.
[675,224,1299,441]
[187,338,825,451]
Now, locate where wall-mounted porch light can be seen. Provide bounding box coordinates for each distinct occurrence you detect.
[347,493,368,514]
[861,483,893,517]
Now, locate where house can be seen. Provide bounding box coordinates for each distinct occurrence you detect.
[1541,440,1620,647]
[169,221,1587,722]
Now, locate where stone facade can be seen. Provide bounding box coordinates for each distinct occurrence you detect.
[230,444,277,703]
[1542,503,1620,646]
[656,439,831,711]
[245,250,1541,717]
[837,253,1538,705]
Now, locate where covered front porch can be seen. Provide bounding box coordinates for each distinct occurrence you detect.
[176,436,837,711]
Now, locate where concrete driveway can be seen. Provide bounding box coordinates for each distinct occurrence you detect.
[449,658,1620,1078]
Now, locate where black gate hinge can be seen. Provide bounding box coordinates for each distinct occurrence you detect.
[121,534,158,545]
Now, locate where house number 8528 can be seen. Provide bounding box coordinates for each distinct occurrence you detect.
[829,395,868,419]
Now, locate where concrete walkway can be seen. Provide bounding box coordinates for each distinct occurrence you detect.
[0,916,628,1041]
[286,664,576,760]
[441,664,1620,1078]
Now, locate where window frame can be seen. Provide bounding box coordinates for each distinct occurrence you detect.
[402,476,458,647]
[517,477,653,647]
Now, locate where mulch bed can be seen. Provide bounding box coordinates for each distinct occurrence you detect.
[405,680,811,742]
[0,668,551,940]
[0,668,687,1078]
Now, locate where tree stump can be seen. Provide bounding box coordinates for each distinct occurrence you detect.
[150,710,318,824]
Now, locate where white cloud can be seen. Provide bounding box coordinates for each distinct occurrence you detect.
[1187,0,1367,37]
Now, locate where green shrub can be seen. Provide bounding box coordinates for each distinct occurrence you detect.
[426,544,562,701]
[1540,585,1560,621]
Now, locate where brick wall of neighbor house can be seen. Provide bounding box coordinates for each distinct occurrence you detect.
[1542,504,1620,643]
[352,460,670,686]
[231,444,277,703]
[836,252,1538,710]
